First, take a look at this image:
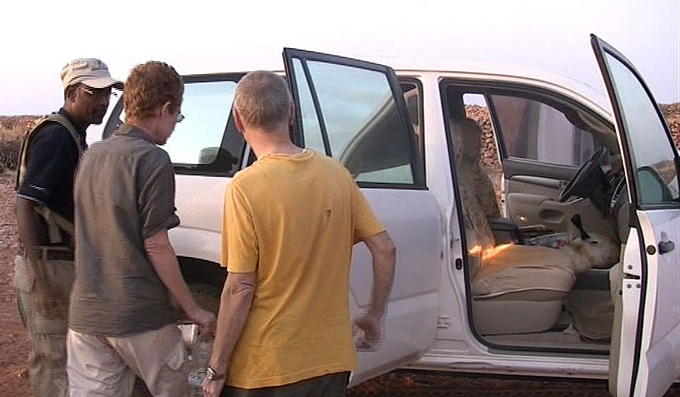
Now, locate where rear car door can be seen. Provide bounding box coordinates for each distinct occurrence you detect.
[592,35,680,397]
[283,48,441,384]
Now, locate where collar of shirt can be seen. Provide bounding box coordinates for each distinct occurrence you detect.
[58,108,88,145]
[114,124,156,143]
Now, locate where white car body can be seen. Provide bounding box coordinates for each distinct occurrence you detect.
[99,36,679,396]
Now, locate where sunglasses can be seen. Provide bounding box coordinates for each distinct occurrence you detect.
[80,86,117,100]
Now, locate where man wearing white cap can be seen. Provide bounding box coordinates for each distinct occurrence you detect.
[13,58,122,397]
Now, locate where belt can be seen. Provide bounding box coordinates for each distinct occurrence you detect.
[41,250,74,261]
[22,246,74,261]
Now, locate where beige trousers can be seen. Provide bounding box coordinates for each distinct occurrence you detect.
[14,255,74,397]
[67,324,189,397]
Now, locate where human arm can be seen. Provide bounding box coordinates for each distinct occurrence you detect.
[14,126,76,315]
[203,271,256,397]
[136,151,214,329]
[15,196,63,315]
[144,229,215,333]
[15,197,46,262]
[347,173,396,349]
[203,180,259,396]
[17,124,79,220]
[353,231,396,350]
[15,124,77,260]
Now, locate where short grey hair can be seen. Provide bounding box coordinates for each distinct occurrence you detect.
[233,71,293,130]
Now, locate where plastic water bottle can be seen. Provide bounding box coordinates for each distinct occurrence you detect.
[188,334,214,397]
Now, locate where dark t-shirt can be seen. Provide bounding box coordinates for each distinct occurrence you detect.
[17,108,87,221]
[69,124,180,336]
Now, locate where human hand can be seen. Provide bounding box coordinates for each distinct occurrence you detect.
[188,307,216,336]
[352,311,384,352]
[202,376,226,397]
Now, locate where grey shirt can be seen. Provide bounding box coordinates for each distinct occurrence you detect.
[69,124,180,336]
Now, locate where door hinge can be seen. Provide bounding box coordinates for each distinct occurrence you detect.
[437,316,451,329]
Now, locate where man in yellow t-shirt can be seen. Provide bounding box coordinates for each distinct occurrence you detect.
[203,71,396,397]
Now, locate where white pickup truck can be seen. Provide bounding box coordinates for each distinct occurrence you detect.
[100,35,679,397]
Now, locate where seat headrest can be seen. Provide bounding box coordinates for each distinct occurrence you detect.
[451,118,484,162]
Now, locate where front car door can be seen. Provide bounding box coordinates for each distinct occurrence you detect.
[282,48,441,384]
[592,34,680,397]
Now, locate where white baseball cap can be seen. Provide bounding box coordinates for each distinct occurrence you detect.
[60,58,123,90]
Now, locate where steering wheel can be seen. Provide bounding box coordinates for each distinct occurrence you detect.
[558,147,608,202]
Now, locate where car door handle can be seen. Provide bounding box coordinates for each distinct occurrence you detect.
[658,240,675,255]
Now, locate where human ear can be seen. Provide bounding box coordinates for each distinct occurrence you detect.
[233,108,245,133]
[161,101,172,117]
[65,85,79,102]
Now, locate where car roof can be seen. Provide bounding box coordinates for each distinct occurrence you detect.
[179,54,611,116]
[389,59,610,111]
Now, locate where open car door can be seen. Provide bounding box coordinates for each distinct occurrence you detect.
[282,48,441,385]
[592,35,680,397]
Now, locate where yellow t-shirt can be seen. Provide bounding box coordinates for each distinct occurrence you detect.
[221,149,385,389]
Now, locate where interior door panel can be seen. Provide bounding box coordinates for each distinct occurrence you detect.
[509,175,564,190]
[506,193,612,237]
[503,158,578,230]
[505,158,578,181]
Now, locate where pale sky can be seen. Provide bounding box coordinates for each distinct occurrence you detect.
[0,0,678,115]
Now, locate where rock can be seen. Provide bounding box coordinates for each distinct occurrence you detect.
[15,367,28,379]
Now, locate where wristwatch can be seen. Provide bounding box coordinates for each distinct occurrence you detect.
[206,365,227,381]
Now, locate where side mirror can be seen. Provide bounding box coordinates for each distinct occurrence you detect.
[637,166,673,204]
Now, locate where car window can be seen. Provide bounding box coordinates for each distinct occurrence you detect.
[104,77,245,177]
[289,58,420,187]
[603,52,680,205]
[165,81,240,171]
[401,80,423,163]
[292,58,325,154]
[461,92,502,178]
[489,95,597,167]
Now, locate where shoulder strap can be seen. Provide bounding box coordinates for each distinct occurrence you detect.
[14,113,83,190]
[45,113,84,154]
[34,206,75,241]
[14,114,83,243]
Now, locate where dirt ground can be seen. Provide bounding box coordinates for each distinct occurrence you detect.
[0,172,31,396]
[1,171,679,396]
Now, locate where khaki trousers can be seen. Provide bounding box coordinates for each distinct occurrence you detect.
[13,255,74,397]
[67,324,189,397]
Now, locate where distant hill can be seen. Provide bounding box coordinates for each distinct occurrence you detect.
[1,103,678,145]
[0,103,678,174]
[0,115,41,140]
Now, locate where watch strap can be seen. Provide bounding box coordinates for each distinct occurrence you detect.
[206,365,227,380]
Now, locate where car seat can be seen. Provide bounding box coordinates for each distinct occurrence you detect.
[451,118,576,335]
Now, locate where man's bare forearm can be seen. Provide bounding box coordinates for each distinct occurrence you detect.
[209,272,256,374]
[16,197,46,258]
[144,229,200,315]
[363,231,396,316]
[15,197,48,281]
